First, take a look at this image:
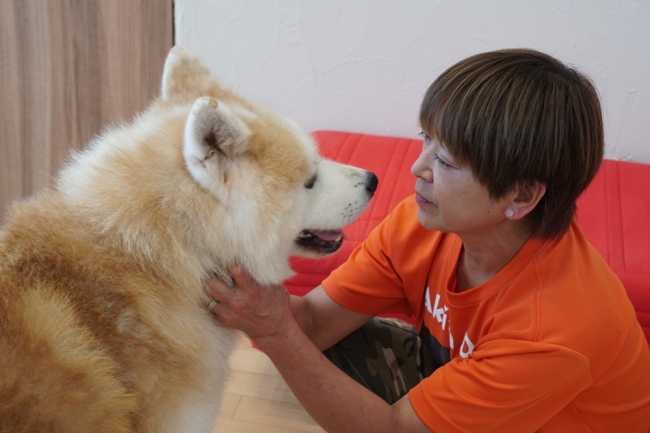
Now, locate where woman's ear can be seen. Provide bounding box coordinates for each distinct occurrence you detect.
[504,181,546,220]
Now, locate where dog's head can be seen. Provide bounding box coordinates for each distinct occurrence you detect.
[60,47,377,286]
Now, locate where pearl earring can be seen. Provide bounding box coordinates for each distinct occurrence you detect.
[506,209,514,218]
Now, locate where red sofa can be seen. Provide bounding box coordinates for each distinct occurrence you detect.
[285,130,650,344]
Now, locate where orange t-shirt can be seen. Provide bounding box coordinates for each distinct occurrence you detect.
[322,196,650,432]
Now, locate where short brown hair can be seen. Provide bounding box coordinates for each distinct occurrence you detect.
[419,48,604,239]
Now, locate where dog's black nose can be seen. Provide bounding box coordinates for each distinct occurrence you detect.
[366,172,379,194]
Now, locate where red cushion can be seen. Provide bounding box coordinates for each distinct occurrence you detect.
[287,131,650,342]
[576,160,650,342]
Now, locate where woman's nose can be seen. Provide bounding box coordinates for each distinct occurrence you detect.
[411,150,433,182]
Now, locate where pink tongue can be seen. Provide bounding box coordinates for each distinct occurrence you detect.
[310,229,345,241]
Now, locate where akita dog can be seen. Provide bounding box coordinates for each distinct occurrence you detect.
[0,47,377,432]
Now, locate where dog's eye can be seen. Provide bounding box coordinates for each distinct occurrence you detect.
[304,175,317,189]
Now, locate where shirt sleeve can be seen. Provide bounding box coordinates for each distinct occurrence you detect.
[409,339,593,432]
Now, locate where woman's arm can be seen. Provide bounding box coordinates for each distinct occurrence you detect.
[256,306,431,433]
[206,266,433,433]
[290,286,374,351]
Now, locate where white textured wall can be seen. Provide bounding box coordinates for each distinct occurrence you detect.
[175,0,650,163]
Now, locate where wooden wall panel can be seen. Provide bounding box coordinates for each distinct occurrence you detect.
[0,0,173,221]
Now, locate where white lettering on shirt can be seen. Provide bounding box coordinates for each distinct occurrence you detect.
[424,288,475,355]
[432,293,449,330]
[459,332,475,358]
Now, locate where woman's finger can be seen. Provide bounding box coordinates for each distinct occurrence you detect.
[206,275,231,299]
[229,264,254,288]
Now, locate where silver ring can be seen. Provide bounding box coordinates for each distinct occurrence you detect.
[207,299,219,311]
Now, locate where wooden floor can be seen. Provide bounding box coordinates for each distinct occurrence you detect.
[211,337,326,433]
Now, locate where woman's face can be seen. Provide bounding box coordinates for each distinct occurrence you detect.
[411,134,515,237]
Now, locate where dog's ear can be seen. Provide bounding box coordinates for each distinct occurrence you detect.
[161,46,216,101]
[184,96,249,172]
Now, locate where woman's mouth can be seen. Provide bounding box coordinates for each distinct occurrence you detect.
[415,192,432,205]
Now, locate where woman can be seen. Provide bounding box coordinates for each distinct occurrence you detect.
[206,49,650,432]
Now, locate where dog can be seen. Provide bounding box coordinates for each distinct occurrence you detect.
[0,46,378,432]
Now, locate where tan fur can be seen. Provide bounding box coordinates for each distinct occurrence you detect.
[0,47,375,432]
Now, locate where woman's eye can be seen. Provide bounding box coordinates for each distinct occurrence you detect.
[434,154,452,168]
[418,131,430,141]
[304,175,317,189]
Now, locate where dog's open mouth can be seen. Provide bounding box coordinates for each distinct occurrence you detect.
[294,229,345,254]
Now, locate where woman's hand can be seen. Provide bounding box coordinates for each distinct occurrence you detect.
[205,266,294,343]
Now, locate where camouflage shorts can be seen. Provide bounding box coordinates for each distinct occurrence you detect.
[323,317,439,404]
